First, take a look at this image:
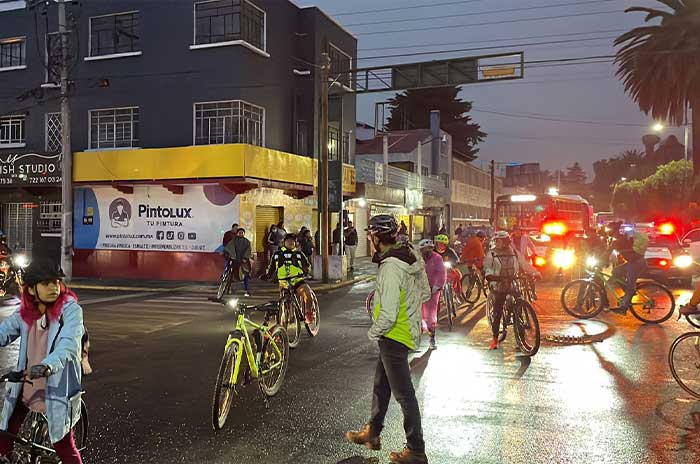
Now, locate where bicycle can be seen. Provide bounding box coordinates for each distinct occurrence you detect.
[668,308,700,399]
[440,279,457,329]
[486,277,540,356]
[275,275,320,349]
[0,371,88,464]
[560,264,675,323]
[211,299,289,431]
[216,258,234,301]
[515,272,537,303]
[460,263,489,305]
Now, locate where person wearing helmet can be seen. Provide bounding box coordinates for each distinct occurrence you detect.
[434,234,462,302]
[606,221,648,315]
[0,259,84,463]
[346,215,430,464]
[484,231,521,350]
[418,239,445,350]
[264,233,313,323]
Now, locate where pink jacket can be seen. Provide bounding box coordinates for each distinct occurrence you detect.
[423,251,446,289]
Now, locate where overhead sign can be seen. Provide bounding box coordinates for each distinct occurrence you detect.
[0,153,62,186]
[74,185,240,253]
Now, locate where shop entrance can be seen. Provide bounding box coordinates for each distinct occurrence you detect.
[255,206,282,253]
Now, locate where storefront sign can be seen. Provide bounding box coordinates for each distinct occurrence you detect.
[0,153,62,186]
[74,185,240,253]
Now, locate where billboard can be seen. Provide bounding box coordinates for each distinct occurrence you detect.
[74,185,240,253]
[0,153,62,186]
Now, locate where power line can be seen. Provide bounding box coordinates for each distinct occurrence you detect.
[485,131,640,145]
[355,10,623,36]
[345,0,620,28]
[332,0,488,17]
[471,107,648,127]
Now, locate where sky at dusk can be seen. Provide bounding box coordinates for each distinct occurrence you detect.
[300,0,687,177]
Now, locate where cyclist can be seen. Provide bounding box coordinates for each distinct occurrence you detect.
[434,234,462,299]
[460,230,486,268]
[607,222,648,315]
[264,233,314,324]
[418,239,445,350]
[484,231,521,350]
[346,215,430,464]
[0,259,84,464]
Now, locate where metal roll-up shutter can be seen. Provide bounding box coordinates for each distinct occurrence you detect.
[255,206,281,253]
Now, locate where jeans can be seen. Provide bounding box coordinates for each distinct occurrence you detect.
[345,245,357,269]
[490,292,508,338]
[369,338,425,451]
[612,258,648,308]
[0,402,82,464]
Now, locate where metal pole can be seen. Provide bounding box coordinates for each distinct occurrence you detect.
[320,52,331,282]
[490,160,495,224]
[58,0,73,279]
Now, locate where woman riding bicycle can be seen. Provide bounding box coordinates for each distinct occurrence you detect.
[434,234,462,298]
[0,259,84,464]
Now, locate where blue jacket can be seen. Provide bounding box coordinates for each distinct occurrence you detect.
[0,298,84,444]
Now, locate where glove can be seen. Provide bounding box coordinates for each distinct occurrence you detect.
[431,285,442,294]
[28,364,51,380]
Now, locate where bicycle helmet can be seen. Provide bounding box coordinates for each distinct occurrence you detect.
[23,259,65,287]
[418,239,435,249]
[494,230,510,240]
[367,215,398,238]
[434,234,450,245]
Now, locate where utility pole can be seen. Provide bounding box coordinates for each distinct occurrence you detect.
[58,0,73,279]
[320,52,331,282]
[490,160,495,224]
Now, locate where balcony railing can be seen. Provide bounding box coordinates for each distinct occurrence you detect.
[356,159,448,196]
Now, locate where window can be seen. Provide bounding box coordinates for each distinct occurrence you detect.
[194,0,265,51]
[89,12,140,57]
[421,167,429,177]
[45,32,61,83]
[328,126,339,161]
[194,100,264,146]
[328,43,352,88]
[89,107,140,149]
[296,120,307,156]
[0,37,26,69]
[46,113,62,153]
[0,116,25,146]
[342,131,351,164]
[38,201,62,235]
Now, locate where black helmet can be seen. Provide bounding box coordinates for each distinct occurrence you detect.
[368,215,398,237]
[23,259,65,287]
[284,233,297,241]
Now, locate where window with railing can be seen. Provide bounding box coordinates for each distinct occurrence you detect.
[194,100,264,146]
[38,201,62,235]
[0,37,25,69]
[328,126,340,161]
[0,116,25,146]
[89,12,140,57]
[342,131,351,164]
[46,112,62,153]
[89,107,140,149]
[194,0,265,51]
[328,43,352,88]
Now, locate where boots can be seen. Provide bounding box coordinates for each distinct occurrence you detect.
[428,329,436,350]
[345,423,381,450]
[389,447,429,464]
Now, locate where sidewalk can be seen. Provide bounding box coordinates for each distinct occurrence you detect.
[70,256,376,295]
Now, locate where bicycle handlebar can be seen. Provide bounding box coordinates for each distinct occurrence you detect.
[0,371,32,385]
[276,274,310,281]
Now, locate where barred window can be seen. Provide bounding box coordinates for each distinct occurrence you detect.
[328,43,352,89]
[0,116,25,146]
[38,201,62,235]
[90,12,140,56]
[194,100,264,146]
[89,107,140,149]
[0,37,25,69]
[46,112,62,153]
[328,126,339,161]
[194,0,265,51]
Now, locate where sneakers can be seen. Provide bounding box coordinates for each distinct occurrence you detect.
[244,292,251,297]
[609,306,629,316]
[389,447,429,464]
[489,338,499,350]
[345,424,381,450]
[429,336,436,350]
[680,303,700,316]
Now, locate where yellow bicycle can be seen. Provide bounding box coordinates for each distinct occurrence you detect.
[211,299,289,430]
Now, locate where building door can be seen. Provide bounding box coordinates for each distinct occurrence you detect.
[1,202,35,254]
[255,206,282,253]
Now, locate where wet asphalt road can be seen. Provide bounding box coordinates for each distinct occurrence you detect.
[1,282,700,463]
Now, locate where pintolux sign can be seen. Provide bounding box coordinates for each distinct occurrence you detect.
[138,205,193,219]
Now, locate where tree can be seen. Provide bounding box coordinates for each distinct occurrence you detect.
[615,1,700,175]
[386,86,486,160]
[566,162,587,184]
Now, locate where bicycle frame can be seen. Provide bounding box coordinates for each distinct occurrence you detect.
[224,312,284,387]
[587,268,653,306]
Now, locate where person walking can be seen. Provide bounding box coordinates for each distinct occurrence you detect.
[345,221,359,272]
[222,223,238,250]
[275,221,287,249]
[299,229,314,260]
[332,223,342,256]
[226,227,254,297]
[266,224,279,267]
[346,215,430,464]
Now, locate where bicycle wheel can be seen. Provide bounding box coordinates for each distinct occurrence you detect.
[216,266,232,301]
[278,296,301,348]
[442,286,453,329]
[686,314,700,329]
[461,272,481,305]
[560,279,604,319]
[260,325,290,396]
[630,281,675,324]
[514,301,541,356]
[211,342,240,430]
[305,291,320,337]
[74,399,89,451]
[669,332,700,399]
[365,290,376,321]
[486,294,507,342]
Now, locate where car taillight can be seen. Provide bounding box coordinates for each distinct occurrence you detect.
[658,222,675,235]
[658,259,670,268]
[543,222,567,236]
[534,256,547,267]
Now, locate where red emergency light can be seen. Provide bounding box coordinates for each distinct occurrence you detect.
[658,222,675,235]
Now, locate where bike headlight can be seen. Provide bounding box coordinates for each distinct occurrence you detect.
[227,298,239,309]
[444,262,452,269]
[673,255,693,269]
[552,249,575,270]
[586,256,598,268]
[13,254,28,269]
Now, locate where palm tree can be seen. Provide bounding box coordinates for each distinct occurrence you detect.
[615,0,700,175]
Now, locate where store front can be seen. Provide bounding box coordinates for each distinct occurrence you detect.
[0,152,62,261]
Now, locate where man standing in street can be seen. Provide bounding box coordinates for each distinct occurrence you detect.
[222,223,238,251]
[344,221,358,272]
[346,214,430,464]
[332,223,342,256]
[225,227,253,297]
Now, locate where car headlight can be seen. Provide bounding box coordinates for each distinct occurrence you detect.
[673,255,693,269]
[553,249,575,269]
[13,254,28,269]
[586,256,598,268]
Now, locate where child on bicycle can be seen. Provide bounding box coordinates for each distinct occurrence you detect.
[419,239,445,350]
[434,234,463,299]
[0,259,84,464]
[265,233,314,324]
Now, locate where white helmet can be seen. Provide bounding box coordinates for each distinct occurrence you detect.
[494,230,511,240]
[418,239,435,249]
